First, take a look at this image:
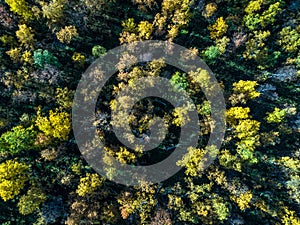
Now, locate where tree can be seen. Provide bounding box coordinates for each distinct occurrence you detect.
[92,45,107,57]
[18,187,46,215]
[76,173,105,196]
[56,25,78,44]
[265,107,286,123]
[0,160,30,201]
[33,49,60,68]
[16,24,35,48]
[138,21,153,40]
[244,1,281,30]
[226,107,250,125]
[278,26,300,53]
[0,125,36,155]
[118,183,157,224]
[243,30,270,61]
[259,2,281,28]
[208,17,228,39]
[154,0,192,40]
[120,19,153,43]
[6,47,21,63]
[244,0,263,14]
[281,207,300,225]
[131,0,157,11]
[5,0,33,20]
[202,3,217,18]
[40,0,68,24]
[229,80,260,105]
[72,52,85,67]
[177,146,206,177]
[55,87,74,110]
[35,107,71,141]
[230,191,253,211]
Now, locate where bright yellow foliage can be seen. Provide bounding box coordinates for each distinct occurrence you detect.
[5,0,34,20]
[76,173,105,196]
[208,17,228,39]
[35,107,71,141]
[226,107,250,124]
[116,147,138,164]
[230,80,260,104]
[6,48,21,62]
[281,207,300,225]
[138,21,153,40]
[21,50,32,63]
[245,0,263,14]
[0,160,30,201]
[235,119,260,139]
[177,147,206,177]
[230,191,253,211]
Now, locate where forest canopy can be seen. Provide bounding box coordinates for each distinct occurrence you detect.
[0,0,299,224]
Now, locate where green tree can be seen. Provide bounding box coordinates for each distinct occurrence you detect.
[33,49,60,68]
[0,125,36,155]
[18,187,46,215]
[92,45,107,57]
[244,1,281,30]
[265,107,286,123]
[278,26,300,53]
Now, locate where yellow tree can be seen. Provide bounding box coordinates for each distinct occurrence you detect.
[35,107,71,141]
[208,17,228,39]
[0,160,30,201]
[5,0,33,20]
[16,24,35,48]
[56,25,78,44]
